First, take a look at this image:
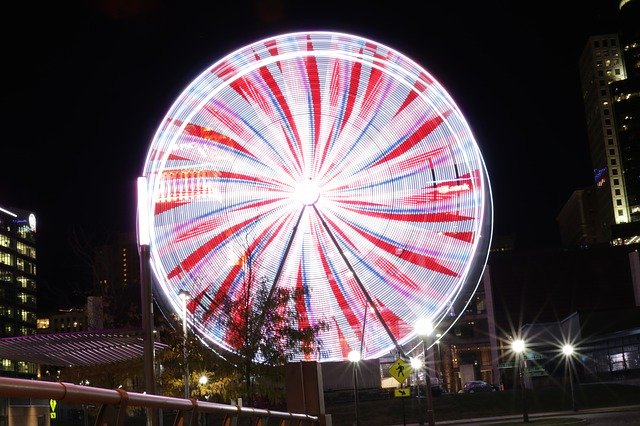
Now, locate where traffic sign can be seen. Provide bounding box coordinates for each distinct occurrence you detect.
[526,352,545,360]
[394,387,411,398]
[49,399,57,419]
[389,358,412,383]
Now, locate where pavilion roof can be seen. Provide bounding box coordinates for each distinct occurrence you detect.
[0,329,167,367]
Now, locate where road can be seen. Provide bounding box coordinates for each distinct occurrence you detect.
[389,405,640,425]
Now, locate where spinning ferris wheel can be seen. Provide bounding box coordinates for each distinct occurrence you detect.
[139,31,493,362]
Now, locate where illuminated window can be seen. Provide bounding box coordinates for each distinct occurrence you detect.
[16,276,35,290]
[0,235,9,247]
[0,359,14,371]
[0,251,12,266]
[610,352,626,371]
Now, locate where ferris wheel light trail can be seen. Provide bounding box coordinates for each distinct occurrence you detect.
[293,179,321,205]
[313,204,405,357]
[140,31,493,362]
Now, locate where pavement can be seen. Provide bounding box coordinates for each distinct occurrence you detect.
[387,404,640,425]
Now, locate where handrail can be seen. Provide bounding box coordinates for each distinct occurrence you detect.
[0,376,319,425]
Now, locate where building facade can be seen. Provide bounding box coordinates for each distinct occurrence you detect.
[574,1,640,246]
[0,205,38,378]
[93,232,141,329]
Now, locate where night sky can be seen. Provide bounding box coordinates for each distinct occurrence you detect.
[0,0,622,309]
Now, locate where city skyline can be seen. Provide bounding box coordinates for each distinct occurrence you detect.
[0,0,623,309]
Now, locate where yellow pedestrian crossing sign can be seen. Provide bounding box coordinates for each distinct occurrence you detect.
[389,358,411,383]
[49,399,57,419]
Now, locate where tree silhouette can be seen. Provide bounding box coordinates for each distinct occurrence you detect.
[209,244,329,406]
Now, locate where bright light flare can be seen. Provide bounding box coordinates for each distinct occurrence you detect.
[512,339,526,354]
[348,350,361,363]
[562,344,574,357]
[410,357,423,369]
[415,318,434,336]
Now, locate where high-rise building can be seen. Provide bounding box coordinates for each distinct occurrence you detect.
[575,0,640,245]
[0,205,38,378]
[93,232,141,329]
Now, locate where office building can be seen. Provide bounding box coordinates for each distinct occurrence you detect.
[0,205,38,378]
[575,0,640,245]
[93,232,141,329]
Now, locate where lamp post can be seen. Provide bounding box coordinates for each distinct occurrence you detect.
[415,319,435,426]
[178,289,191,399]
[137,177,159,426]
[562,344,577,412]
[410,356,425,425]
[348,350,361,426]
[511,339,529,423]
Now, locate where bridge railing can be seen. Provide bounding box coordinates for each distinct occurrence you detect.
[0,376,319,425]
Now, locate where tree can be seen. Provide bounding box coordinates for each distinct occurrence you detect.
[216,274,328,405]
[154,310,236,402]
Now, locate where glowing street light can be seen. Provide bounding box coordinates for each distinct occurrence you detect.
[415,319,435,426]
[562,344,577,412]
[511,338,529,423]
[178,289,191,399]
[348,350,361,426]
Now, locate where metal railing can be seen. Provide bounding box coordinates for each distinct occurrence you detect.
[0,376,319,425]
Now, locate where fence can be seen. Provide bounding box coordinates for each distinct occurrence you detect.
[0,376,319,425]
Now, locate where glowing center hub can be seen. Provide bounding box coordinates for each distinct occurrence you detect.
[294,180,320,205]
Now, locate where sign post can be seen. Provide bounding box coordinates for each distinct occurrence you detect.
[389,359,412,426]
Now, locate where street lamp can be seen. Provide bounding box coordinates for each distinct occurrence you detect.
[348,349,361,426]
[415,319,435,426]
[178,289,191,399]
[410,356,425,425]
[199,375,208,386]
[511,339,529,423]
[562,344,577,412]
[137,176,158,426]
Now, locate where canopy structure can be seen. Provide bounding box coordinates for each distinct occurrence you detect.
[0,329,167,367]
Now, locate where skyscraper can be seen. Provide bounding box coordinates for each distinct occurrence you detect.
[0,205,38,378]
[576,0,640,245]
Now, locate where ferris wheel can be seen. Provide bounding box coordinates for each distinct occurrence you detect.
[140,31,493,362]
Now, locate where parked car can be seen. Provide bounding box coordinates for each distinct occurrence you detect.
[462,380,498,393]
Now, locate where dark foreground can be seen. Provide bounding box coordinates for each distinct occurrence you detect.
[323,383,640,426]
